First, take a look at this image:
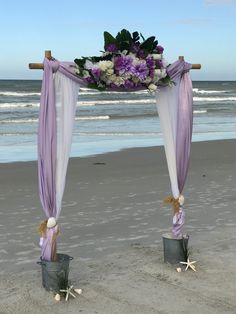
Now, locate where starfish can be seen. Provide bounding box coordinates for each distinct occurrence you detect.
[60,285,77,301]
[180,258,197,271]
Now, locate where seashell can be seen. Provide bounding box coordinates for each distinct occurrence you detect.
[54,293,61,301]
[47,217,57,228]
[74,288,82,295]
[176,267,182,273]
[178,195,185,206]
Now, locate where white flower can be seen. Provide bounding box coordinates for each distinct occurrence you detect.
[75,67,80,75]
[82,70,90,78]
[144,76,152,84]
[134,57,143,65]
[106,68,114,76]
[154,69,161,77]
[161,69,167,78]
[107,61,114,68]
[84,60,95,70]
[148,83,157,91]
[128,52,136,60]
[106,74,124,86]
[152,54,162,60]
[108,74,117,82]
[98,60,113,71]
[114,76,125,86]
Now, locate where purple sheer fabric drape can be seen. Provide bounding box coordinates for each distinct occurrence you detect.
[176,73,193,193]
[38,59,60,260]
[38,59,82,261]
[38,59,82,217]
[167,60,193,194]
[38,58,59,219]
[166,60,193,237]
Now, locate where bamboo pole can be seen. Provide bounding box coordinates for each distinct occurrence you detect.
[179,55,201,69]
[28,51,201,70]
[28,50,52,69]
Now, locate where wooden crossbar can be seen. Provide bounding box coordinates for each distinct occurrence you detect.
[28,51,201,70]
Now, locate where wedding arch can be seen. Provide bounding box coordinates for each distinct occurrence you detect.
[29,49,201,262]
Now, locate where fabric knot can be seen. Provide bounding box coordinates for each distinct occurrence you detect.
[43,57,60,73]
[166,59,192,81]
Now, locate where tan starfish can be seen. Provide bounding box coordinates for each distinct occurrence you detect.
[180,258,197,271]
[60,285,77,301]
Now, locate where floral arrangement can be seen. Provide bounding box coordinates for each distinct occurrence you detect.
[74,29,171,91]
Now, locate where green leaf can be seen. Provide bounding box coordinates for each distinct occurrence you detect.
[74,58,86,67]
[104,31,116,49]
[140,33,145,41]
[116,29,132,45]
[87,83,106,91]
[132,31,140,43]
[140,36,156,53]
[119,41,130,52]
[153,40,158,48]
[159,75,172,86]
[89,56,104,62]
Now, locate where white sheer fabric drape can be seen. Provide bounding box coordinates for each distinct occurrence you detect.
[155,83,180,199]
[54,71,80,219]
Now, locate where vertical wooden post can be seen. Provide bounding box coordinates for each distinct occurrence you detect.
[45,50,52,59]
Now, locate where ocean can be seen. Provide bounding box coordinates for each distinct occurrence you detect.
[0,80,236,163]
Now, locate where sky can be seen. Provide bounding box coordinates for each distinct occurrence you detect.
[0,0,235,80]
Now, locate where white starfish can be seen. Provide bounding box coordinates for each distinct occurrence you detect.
[180,258,197,271]
[60,285,77,301]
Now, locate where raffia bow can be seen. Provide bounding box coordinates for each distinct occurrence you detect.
[164,196,180,214]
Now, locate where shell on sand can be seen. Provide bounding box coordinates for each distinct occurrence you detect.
[74,288,82,295]
[54,294,61,301]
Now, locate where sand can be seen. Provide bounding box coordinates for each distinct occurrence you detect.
[0,139,236,313]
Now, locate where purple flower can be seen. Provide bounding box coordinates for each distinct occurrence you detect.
[110,82,118,88]
[146,57,155,69]
[91,68,102,80]
[124,79,135,89]
[137,49,145,59]
[130,43,140,54]
[132,62,149,80]
[85,76,95,84]
[146,57,155,79]
[114,55,133,75]
[105,43,117,53]
[156,45,164,54]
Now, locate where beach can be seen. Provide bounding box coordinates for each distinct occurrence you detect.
[0,139,236,313]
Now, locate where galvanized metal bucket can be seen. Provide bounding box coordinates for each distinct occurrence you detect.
[37,253,73,292]
[162,233,189,264]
